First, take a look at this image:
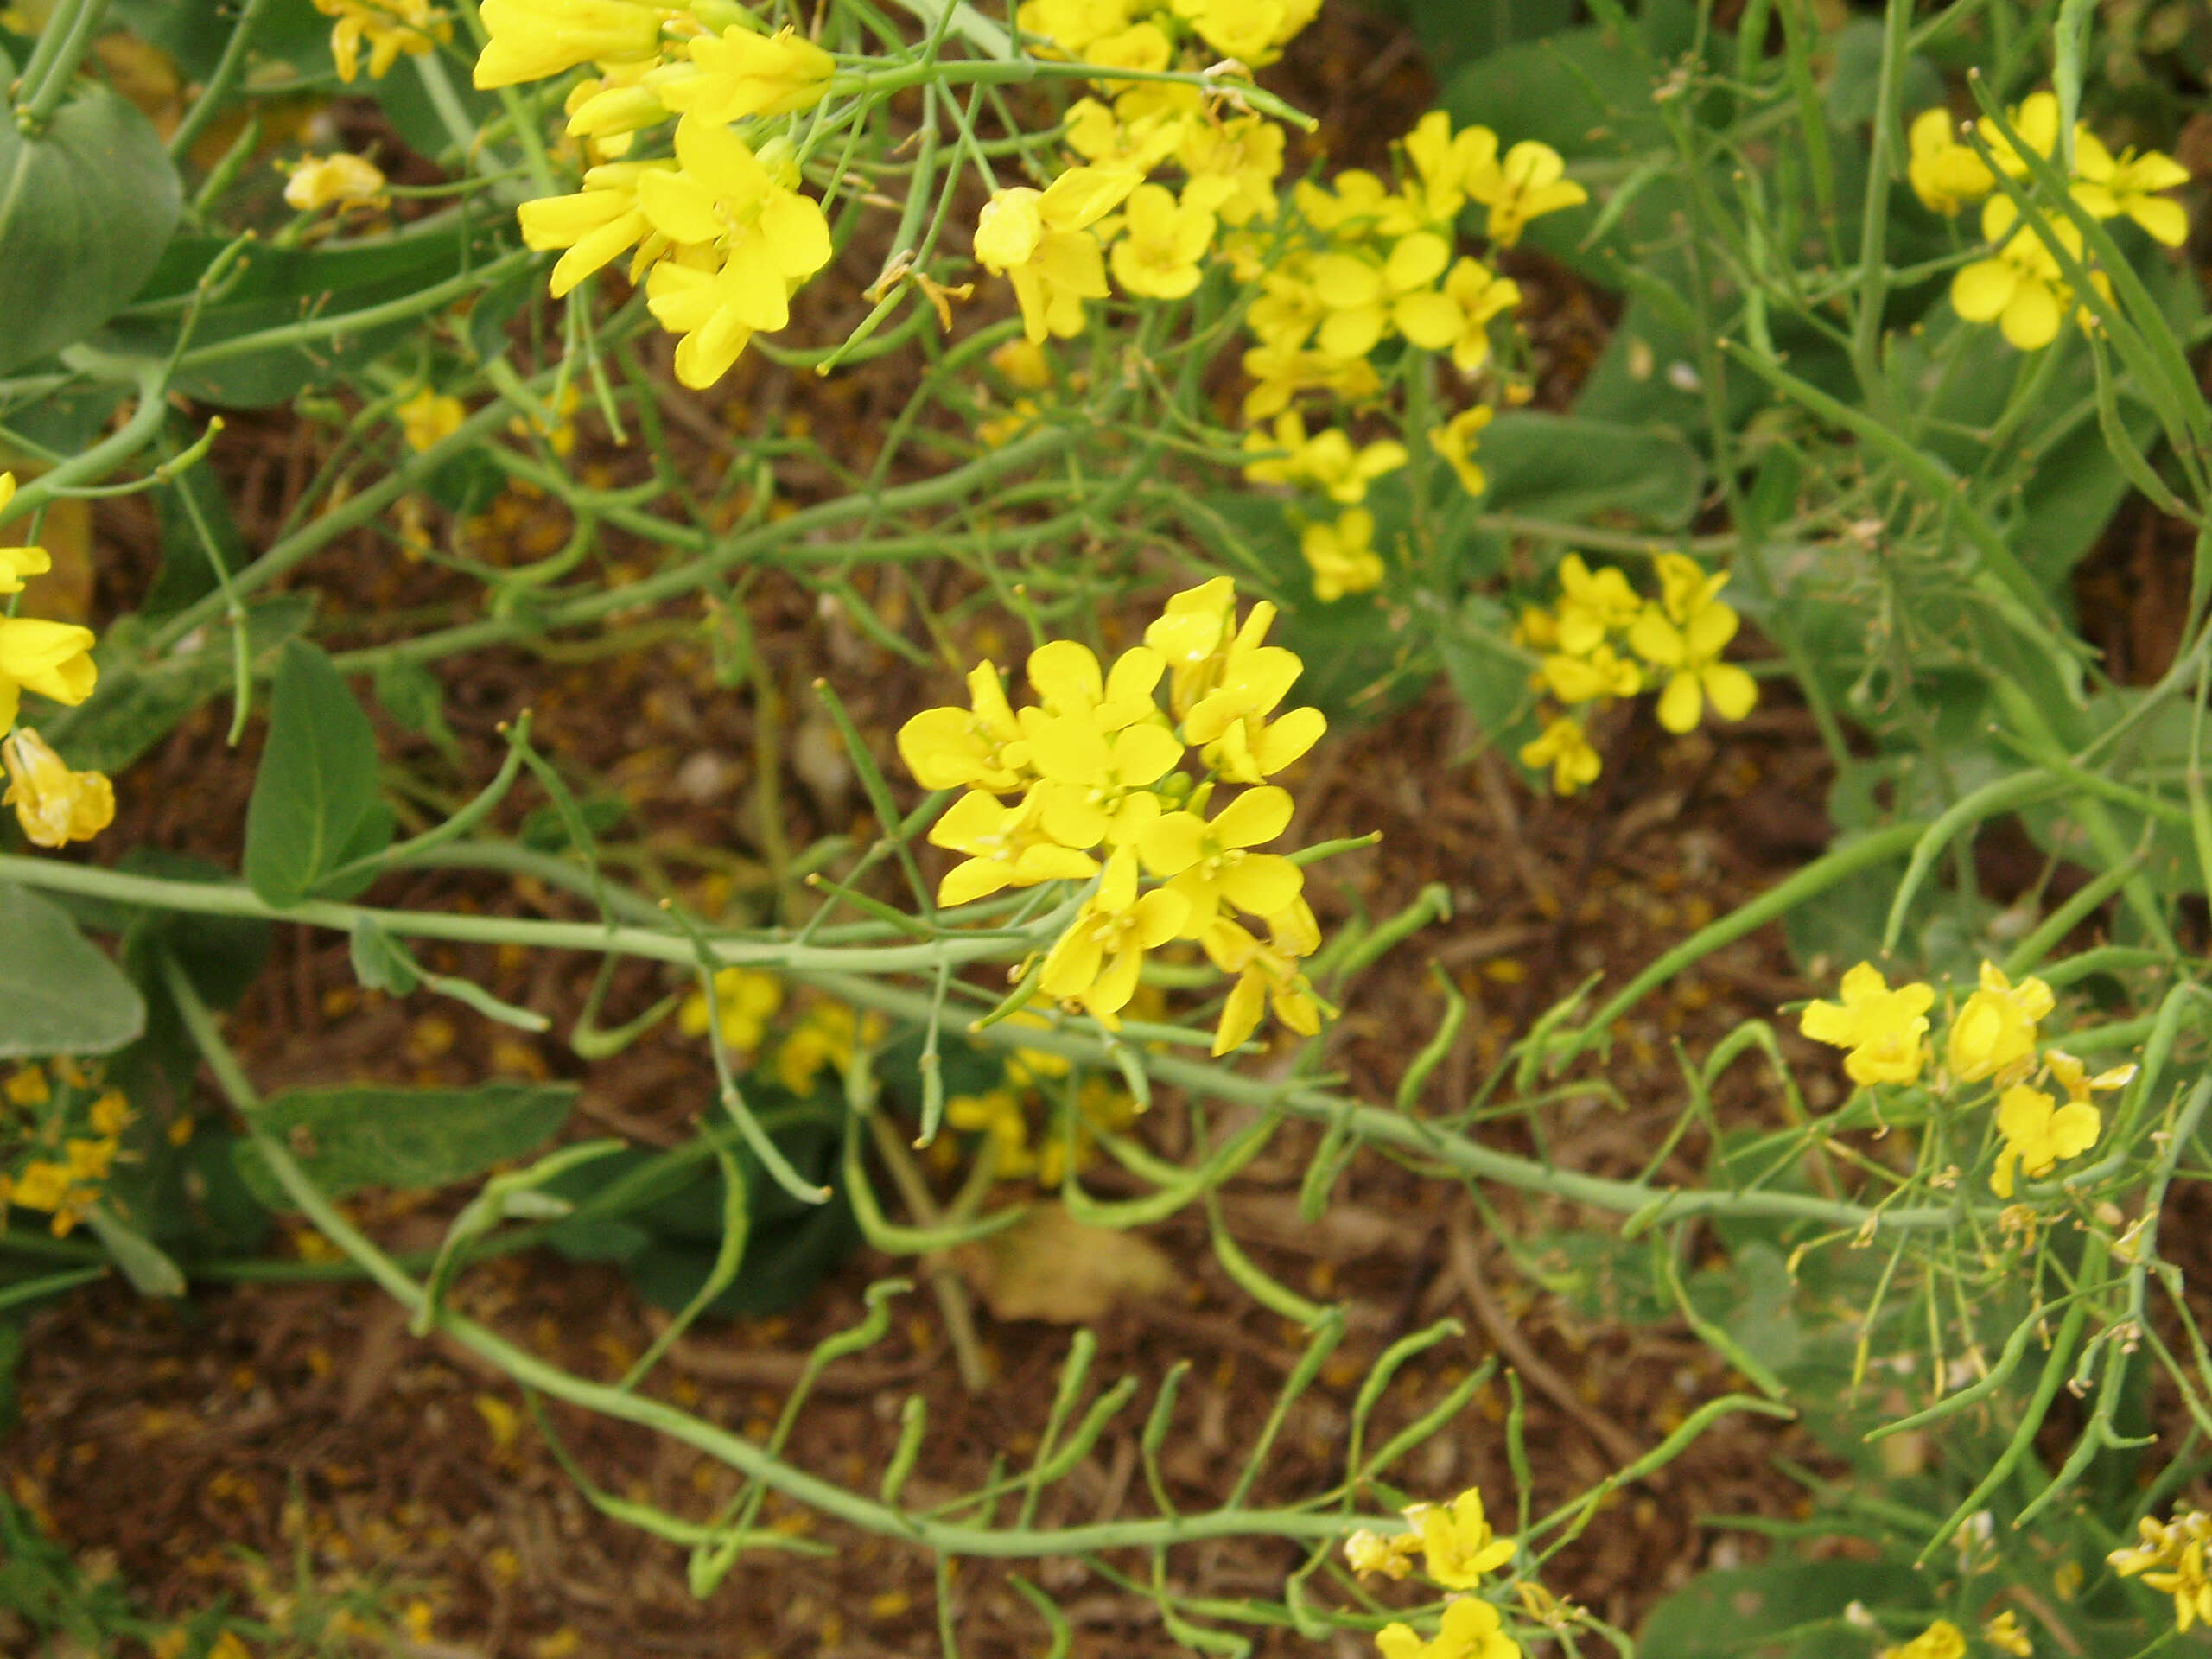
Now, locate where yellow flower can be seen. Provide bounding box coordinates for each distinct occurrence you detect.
[1624,562,1756,734]
[1519,712,1598,795]
[3,728,114,849]
[396,385,464,453]
[1392,111,1499,230]
[563,59,669,151]
[1139,785,1302,932]
[1428,406,1493,497]
[1016,0,1135,57]
[0,617,98,728]
[89,1090,130,1137]
[1037,848,1188,1028]
[1951,196,2081,352]
[1178,114,1285,227]
[517,162,661,299]
[1990,1081,2100,1197]
[1944,961,2055,1084]
[774,1001,882,1095]
[1295,168,1396,239]
[1407,1486,1516,1586]
[474,0,668,89]
[2112,1510,2212,1633]
[677,966,784,1054]
[10,1159,72,1213]
[1202,900,1323,1054]
[1469,140,1586,247]
[946,1087,1038,1179]
[1170,0,1315,66]
[1975,90,2062,181]
[1799,963,1935,1087]
[926,789,1099,906]
[1243,413,1407,504]
[1245,257,1325,348]
[976,168,1138,345]
[1302,507,1384,602]
[1238,340,1380,423]
[1027,714,1183,849]
[1878,1619,1965,1659]
[1311,232,1453,360]
[1980,1611,2032,1657]
[2071,130,2191,247]
[638,118,833,386]
[1552,555,1641,655]
[898,661,1030,793]
[656,24,835,123]
[1905,108,1994,216]
[1376,1597,1521,1659]
[283,152,388,212]
[1344,1527,1421,1580]
[1145,576,1243,717]
[1022,640,1165,734]
[1539,644,1640,705]
[1174,600,1327,784]
[314,0,448,83]
[1109,183,1217,301]
[0,474,52,596]
[1427,257,1521,375]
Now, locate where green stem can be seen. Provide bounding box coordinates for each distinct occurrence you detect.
[166,0,273,162]
[13,0,111,134]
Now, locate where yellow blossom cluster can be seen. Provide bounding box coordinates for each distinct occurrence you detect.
[2110,1508,2212,1632]
[1226,110,1580,601]
[677,968,887,1094]
[970,0,1312,350]
[898,578,1338,1055]
[0,473,107,850]
[1510,552,1756,795]
[312,0,451,83]
[1908,91,2191,351]
[468,1,842,386]
[1798,959,2133,1197]
[1,1061,131,1239]
[944,1025,1140,1185]
[1343,1486,1525,1659]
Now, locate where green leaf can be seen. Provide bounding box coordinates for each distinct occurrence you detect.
[233,1081,579,1210]
[1637,1564,1926,1659]
[101,219,493,405]
[0,882,144,1058]
[1481,412,1706,526]
[80,1204,185,1297]
[243,639,391,907]
[0,79,182,373]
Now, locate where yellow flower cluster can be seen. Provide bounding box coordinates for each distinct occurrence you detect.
[1908,91,2191,351]
[0,474,106,849]
[944,1027,1139,1185]
[2110,1508,2212,1632]
[312,0,451,82]
[1798,960,2133,1197]
[2,1061,130,1239]
[1343,1487,1523,1659]
[971,0,1311,349]
[1225,111,1579,601]
[475,2,841,386]
[1510,552,1756,795]
[677,968,887,1094]
[898,578,1336,1055]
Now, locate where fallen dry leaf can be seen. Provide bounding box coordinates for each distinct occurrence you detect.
[956,1206,1179,1324]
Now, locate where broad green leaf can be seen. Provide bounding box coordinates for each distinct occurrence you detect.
[1481,412,1705,526]
[243,639,391,907]
[233,1081,578,1210]
[1638,1564,1925,1659]
[0,79,182,374]
[0,882,144,1058]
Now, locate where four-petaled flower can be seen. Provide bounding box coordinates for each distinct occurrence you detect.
[1037,847,1188,1027]
[1945,961,2054,1084]
[1799,963,1935,1087]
